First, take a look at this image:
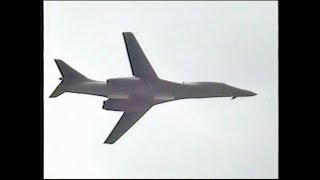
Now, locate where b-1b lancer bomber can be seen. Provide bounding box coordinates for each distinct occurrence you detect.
[50,32,257,144]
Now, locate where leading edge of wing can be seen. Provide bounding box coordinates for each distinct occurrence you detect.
[122,32,159,80]
[104,106,153,144]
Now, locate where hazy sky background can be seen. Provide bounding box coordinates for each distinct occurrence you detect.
[44,1,278,179]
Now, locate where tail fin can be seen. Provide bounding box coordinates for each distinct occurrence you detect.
[49,59,88,98]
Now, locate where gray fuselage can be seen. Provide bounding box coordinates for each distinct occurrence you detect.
[68,77,256,105]
[50,32,257,144]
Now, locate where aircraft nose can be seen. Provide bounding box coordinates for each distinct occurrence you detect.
[236,89,257,97]
[228,85,257,97]
[247,91,257,96]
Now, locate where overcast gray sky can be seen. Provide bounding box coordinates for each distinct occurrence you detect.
[44,1,278,179]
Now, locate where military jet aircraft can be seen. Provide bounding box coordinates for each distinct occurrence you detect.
[50,32,257,144]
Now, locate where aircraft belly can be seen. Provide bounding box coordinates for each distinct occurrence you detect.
[106,84,135,99]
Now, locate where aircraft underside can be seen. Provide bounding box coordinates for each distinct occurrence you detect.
[50,32,256,144]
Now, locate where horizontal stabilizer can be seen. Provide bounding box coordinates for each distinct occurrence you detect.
[54,59,87,82]
[49,59,88,98]
[49,82,65,98]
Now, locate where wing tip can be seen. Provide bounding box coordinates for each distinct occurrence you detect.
[54,59,63,64]
[104,139,115,144]
[122,32,133,35]
[122,32,135,39]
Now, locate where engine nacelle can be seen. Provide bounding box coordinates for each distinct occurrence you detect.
[106,77,141,86]
[103,99,149,112]
[103,99,128,111]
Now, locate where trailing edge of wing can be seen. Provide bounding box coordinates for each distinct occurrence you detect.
[104,106,153,144]
[123,32,159,80]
